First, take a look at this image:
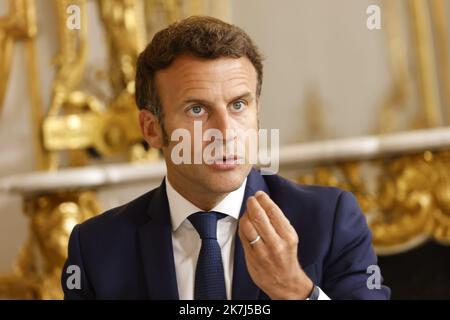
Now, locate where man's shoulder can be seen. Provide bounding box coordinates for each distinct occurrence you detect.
[75,185,160,237]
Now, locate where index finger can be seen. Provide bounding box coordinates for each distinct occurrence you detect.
[254,190,296,239]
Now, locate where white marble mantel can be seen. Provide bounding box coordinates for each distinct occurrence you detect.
[1,127,450,195]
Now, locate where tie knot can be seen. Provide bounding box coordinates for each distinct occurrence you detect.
[188,211,226,240]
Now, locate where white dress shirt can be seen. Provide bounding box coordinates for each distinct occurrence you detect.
[165,176,330,300]
[166,176,246,300]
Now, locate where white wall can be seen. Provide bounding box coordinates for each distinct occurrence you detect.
[231,0,390,144]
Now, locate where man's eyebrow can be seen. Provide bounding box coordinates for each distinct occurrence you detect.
[232,91,254,102]
[180,97,212,107]
[179,92,254,108]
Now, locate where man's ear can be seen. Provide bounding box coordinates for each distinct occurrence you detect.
[139,109,164,149]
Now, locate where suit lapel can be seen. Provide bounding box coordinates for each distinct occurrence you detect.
[232,168,270,300]
[138,179,179,299]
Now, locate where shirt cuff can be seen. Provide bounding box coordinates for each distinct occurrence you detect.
[317,286,331,300]
[306,286,331,300]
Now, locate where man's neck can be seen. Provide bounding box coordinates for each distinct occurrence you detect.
[166,175,228,211]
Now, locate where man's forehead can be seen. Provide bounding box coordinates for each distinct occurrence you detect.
[156,55,257,87]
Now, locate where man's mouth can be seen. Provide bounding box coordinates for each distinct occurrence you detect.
[214,155,244,163]
[206,155,244,170]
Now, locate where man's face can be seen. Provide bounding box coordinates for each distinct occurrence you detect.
[142,55,259,196]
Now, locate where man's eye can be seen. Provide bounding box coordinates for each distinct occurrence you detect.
[231,101,246,112]
[188,105,206,117]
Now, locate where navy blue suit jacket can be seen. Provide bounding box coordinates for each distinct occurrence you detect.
[62,168,390,299]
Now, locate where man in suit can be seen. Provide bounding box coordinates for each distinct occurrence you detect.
[61,16,390,300]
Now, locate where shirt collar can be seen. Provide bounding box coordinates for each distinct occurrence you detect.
[165,176,247,231]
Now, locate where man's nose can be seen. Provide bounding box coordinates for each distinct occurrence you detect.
[210,108,237,142]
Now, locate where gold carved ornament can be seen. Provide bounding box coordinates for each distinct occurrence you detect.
[298,150,450,255]
[0,191,99,299]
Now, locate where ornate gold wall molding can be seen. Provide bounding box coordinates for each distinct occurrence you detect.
[49,0,87,117]
[98,0,144,95]
[430,0,450,125]
[298,150,450,255]
[0,191,100,299]
[409,0,442,128]
[377,0,450,133]
[43,0,168,169]
[0,0,37,113]
[0,0,48,170]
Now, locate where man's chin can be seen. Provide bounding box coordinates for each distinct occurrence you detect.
[202,164,251,193]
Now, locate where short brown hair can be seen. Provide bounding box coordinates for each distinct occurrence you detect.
[135,16,263,120]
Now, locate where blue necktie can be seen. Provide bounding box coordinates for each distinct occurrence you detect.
[188,211,227,300]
